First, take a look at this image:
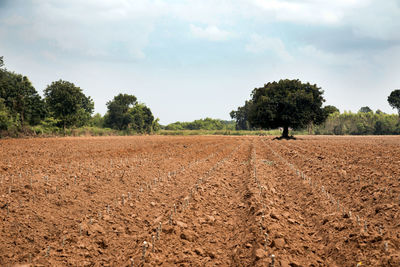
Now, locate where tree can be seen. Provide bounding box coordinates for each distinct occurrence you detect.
[104,94,137,130]
[323,105,339,116]
[104,93,157,133]
[44,80,94,129]
[359,106,372,113]
[230,100,252,130]
[388,89,400,116]
[130,103,154,133]
[0,64,46,126]
[248,79,326,139]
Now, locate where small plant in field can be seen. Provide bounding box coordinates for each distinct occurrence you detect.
[130,258,134,267]
[152,235,155,252]
[46,246,50,257]
[142,241,148,260]
[270,254,275,267]
[384,241,388,251]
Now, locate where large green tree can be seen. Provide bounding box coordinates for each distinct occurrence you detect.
[44,80,94,129]
[0,58,46,126]
[248,79,327,138]
[388,89,400,116]
[104,93,137,130]
[130,103,154,133]
[104,93,157,133]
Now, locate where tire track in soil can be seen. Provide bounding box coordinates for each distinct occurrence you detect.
[145,138,263,266]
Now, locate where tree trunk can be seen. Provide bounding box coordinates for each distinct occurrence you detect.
[282,126,289,138]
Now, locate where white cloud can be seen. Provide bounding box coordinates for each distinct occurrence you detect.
[245,34,292,61]
[190,24,233,41]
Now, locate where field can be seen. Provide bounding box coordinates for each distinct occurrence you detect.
[0,136,399,266]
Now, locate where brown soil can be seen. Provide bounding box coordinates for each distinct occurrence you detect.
[0,135,399,266]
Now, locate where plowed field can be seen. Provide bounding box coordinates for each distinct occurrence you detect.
[0,136,399,266]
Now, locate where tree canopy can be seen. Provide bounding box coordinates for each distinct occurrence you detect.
[359,106,372,113]
[0,59,46,126]
[323,105,339,116]
[104,93,137,130]
[244,79,326,138]
[388,89,400,116]
[104,93,158,133]
[44,80,94,129]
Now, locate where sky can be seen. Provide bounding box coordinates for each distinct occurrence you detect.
[0,0,399,124]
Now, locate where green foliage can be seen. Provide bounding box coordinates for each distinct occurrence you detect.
[246,79,326,137]
[0,66,46,126]
[44,80,94,129]
[230,100,252,130]
[104,93,157,133]
[323,105,339,115]
[165,118,235,131]
[359,106,372,113]
[0,98,14,130]
[89,113,104,128]
[152,118,161,132]
[104,93,137,130]
[315,111,400,135]
[388,89,400,115]
[130,103,154,133]
[31,117,61,135]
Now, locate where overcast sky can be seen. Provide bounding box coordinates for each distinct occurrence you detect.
[1,0,399,124]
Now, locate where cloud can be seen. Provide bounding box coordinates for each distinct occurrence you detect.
[245,34,292,61]
[189,24,233,41]
[250,0,369,25]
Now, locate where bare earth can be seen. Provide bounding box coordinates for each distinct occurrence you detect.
[0,135,399,266]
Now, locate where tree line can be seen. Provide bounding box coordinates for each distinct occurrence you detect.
[0,57,159,136]
[230,79,400,137]
[164,118,235,131]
